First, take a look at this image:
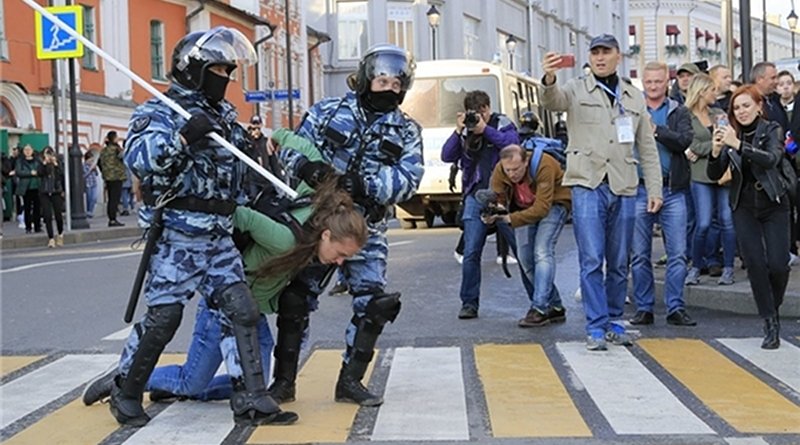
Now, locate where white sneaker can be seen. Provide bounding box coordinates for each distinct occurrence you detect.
[789,253,800,267]
[454,251,463,264]
[574,288,582,301]
[496,256,518,265]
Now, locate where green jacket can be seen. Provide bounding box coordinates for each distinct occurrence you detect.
[14,157,41,196]
[235,128,324,313]
[100,143,128,181]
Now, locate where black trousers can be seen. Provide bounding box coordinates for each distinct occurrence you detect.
[106,180,123,222]
[22,188,41,232]
[40,192,64,239]
[732,186,791,318]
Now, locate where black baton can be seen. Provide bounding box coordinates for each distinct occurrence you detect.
[124,207,164,323]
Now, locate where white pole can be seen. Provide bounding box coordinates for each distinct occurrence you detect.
[59,59,72,230]
[21,0,298,199]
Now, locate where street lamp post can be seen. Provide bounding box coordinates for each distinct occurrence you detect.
[789,8,798,58]
[426,5,440,60]
[505,34,517,71]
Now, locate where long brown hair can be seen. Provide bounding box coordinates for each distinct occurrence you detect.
[255,177,368,278]
[727,84,764,132]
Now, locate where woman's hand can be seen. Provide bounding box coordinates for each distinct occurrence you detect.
[719,125,741,151]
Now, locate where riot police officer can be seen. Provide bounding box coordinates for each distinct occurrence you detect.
[111,27,296,427]
[271,44,424,406]
[518,110,542,142]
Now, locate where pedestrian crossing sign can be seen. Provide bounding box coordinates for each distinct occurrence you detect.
[34,5,84,60]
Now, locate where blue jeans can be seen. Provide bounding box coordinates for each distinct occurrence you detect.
[459,194,490,309]
[571,185,636,335]
[631,185,687,315]
[121,186,133,211]
[85,184,97,216]
[146,298,274,400]
[691,182,736,269]
[515,204,568,313]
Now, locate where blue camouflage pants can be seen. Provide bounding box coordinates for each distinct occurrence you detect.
[340,222,389,363]
[118,229,249,379]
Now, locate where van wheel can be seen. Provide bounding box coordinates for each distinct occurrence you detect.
[441,211,457,226]
[399,219,416,230]
[417,210,435,229]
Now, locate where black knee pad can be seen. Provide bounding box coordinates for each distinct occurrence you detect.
[277,285,311,319]
[141,303,183,342]
[210,282,260,327]
[364,291,402,326]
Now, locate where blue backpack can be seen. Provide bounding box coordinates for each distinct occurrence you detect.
[522,136,566,181]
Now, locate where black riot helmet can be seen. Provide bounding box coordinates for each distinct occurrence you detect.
[170,27,257,90]
[518,111,541,137]
[354,44,415,103]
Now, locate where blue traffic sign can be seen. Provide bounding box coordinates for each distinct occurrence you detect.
[35,5,84,60]
[244,89,301,103]
[244,91,269,103]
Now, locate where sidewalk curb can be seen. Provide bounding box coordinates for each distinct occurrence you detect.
[654,280,800,318]
[1,227,143,250]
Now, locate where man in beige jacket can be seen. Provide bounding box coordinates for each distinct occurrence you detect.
[540,34,663,351]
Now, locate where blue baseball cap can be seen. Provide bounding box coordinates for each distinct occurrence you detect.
[589,34,620,50]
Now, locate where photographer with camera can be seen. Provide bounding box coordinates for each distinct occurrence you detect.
[485,144,571,327]
[442,90,519,319]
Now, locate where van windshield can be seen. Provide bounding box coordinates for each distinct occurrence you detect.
[401,75,500,128]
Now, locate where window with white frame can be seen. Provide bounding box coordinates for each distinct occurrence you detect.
[387,2,414,52]
[337,1,368,60]
[0,0,7,60]
[463,15,479,59]
[81,5,97,69]
[150,20,166,81]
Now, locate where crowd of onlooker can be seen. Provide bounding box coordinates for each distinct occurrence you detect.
[0,130,138,245]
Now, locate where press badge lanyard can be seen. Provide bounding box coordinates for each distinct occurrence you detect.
[597,81,635,144]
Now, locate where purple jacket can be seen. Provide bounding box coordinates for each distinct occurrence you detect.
[441,113,519,196]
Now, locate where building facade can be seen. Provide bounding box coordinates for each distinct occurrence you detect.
[629,0,796,79]
[307,0,631,98]
[0,0,326,154]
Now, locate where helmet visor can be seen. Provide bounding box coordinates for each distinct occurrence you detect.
[187,27,257,68]
[366,52,414,90]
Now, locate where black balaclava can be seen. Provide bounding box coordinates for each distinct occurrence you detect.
[362,90,402,113]
[201,70,230,105]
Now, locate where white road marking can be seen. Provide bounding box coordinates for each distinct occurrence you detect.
[372,347,469,441]
[0,252,140,274]
[557,342,714,435]
[725,437,770,445]
[0,354,119,429]
[718,338,800,394]
[102,326,133,341]
[122,400,233,445]
[387,240,414,247]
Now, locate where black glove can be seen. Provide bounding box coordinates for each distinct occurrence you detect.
[179,114,215,146]
[298,160,335,187]
[337,172,366,199]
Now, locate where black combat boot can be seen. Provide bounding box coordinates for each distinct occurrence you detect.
[335,359,383,406]
[761,316,780,349]
[230,378,298,425]
[110,376,151,427]
[266,309,307,403]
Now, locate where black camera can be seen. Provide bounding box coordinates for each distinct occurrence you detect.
[464,110,480,130]
[475,189,508,219]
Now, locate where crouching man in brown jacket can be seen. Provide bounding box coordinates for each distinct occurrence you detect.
[485,144,571,327]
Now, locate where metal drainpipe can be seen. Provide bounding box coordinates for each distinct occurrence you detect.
[307,36,330,104]
[186,0,205,33]
[252,26,275,117]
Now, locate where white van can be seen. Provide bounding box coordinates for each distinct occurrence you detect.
[397,60,552,229]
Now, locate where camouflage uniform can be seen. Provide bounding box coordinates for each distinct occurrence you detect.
[280,91,424,360]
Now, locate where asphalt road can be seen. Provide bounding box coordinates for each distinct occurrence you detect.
[1,222,799,445]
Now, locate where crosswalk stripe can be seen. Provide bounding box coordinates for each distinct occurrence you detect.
[247,349,370,444]
[0,354,119,430]
[0,356,45,378]
[475,344,591,437]
[372,347,469,441]
[122,401,232,445]
[2,354,186,445]
[725,437,770,445]
[557,342,714,435]
[639,339,800,433]
[718,338,800,394]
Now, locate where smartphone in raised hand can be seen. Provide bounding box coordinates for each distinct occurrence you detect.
[554,54,576,68]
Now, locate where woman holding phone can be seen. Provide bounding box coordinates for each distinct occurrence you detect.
[708,85,791,349]
[684,74,736,285]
